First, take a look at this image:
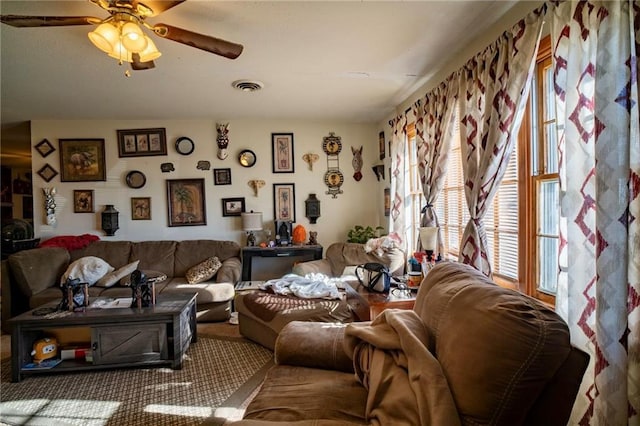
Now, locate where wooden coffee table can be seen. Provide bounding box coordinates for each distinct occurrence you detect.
[9,292,197,382]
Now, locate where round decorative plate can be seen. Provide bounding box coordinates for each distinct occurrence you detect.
[322,137,342,155]
[238,149,257,167]
[323,169,344,188]
[125,170,146,189]
[175,137,195,155]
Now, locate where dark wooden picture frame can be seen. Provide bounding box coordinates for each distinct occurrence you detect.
[59,139,106,182]
[73,189,94,213]
[117,128,167,157]
[35,139,55,158]
[222,197,245,217]
[273,183,295,222]
[379,131,386,160]
[213,168,231,185]
[166,178,206,227]
[131,197,151,220]
[37,164,58,182]
[271,133,295,173]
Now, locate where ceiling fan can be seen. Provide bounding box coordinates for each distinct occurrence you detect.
[0,0,243,72]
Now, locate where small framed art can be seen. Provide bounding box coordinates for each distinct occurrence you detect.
[214,168,231,185]
[166,178,206,227]
[73,190,94,213]
[273,183,295,222]
[117,128,167,157]
[272,133,295,173]
[379,131,386,160]
[59,139,106,182]
[37,164,58,182]
[131,197,151,220]
[35,139,55,158]
[222,197,245,217]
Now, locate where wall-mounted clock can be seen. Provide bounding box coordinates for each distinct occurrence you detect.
[175,137,195,155]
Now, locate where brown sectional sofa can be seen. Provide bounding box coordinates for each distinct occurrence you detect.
[231,261,589,425]
[1,239,241,333]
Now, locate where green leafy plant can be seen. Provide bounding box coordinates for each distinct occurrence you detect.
[347,225,385,244]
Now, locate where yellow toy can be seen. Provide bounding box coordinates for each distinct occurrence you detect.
[31,337,58,363]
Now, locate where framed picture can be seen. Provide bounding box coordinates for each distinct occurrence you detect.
[271,133,295,173]
[166,178,207,227]
[384,187,390,216]
[73,190,94,213]
[213,168,231,185]
[59,139,106,182]
[221,197,245,217]
[117,128,167,157]
[35,139,55,158]
[131,197,151,220]
[273,183,295,222]
[379,131,386,160]
[37,164,58,182]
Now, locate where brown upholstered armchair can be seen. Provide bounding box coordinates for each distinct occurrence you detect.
[233,262,589,425]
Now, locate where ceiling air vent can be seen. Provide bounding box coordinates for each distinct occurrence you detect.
[232,80,264,92]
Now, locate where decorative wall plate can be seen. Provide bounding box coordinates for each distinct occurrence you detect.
[322,135,342,155]
[323,169,344,189]
[175,137,195,155]
[125,170,146,188]
[238,149,256,167]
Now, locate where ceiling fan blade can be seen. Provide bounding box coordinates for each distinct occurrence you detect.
[133,1,186,17]
[0,15,98,27]
[131,54,156,70]
[152,23,243,60]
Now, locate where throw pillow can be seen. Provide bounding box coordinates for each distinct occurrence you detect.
[185,256,222,284]
[60,256,114,286]
[95,260,140,288]
[119,270,168,286]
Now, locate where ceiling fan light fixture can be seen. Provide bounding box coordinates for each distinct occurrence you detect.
[121,22,147,53]
[88,22,119,53]
[138,36,161,62]
[108,40,133,63]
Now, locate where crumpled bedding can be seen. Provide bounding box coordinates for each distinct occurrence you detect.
[262,273,344,299]
[344,309,461,426]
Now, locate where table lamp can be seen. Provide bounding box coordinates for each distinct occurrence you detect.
[241,211,263,246]
[419,226,438,262]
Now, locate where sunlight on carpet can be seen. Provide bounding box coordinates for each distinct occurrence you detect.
[0,337,273,426]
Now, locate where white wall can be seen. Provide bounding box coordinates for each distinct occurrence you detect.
[31,119,386,247]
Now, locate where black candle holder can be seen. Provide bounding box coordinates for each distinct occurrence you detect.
[130,270,155,308]
[58,278,89,311]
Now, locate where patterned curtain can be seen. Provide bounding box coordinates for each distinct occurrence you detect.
[388,114,408,248]
[551,1,640,424]
[457,8,545,276]
[413,76,458,255]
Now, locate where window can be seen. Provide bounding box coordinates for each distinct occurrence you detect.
[404,123,424,254]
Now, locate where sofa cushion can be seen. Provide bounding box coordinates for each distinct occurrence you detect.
[130,241,176,278]
[95,260,139,288]
[162,279,234,303]
[325,243,405,277]
[243,365,367,424]
[70,241,131,268]
[8,248,70,297]
[414,262,572,425]
[174,240,240,277]
[185,256,221,284]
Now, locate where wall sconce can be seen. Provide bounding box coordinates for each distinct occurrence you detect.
[101,205,120,236]
[305,193,321,224]
[241,211,263,246]
[372,164,385,181]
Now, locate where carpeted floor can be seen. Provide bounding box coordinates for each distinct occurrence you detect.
[0,334,273,426]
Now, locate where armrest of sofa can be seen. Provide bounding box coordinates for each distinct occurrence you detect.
[291,259,333,276]
[216,257,241,283]
[274,321,354,373]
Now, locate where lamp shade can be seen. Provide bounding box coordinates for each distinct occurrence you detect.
[88,22,119,53]
[419,227,438,251]
[138,36,162,62]
[121,22,148,53]
[241,212,263,231]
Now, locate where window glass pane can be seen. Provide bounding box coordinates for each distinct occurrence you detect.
[544,123,558,174]
[538,180,559,235]
[538,236,558,293]
[544,66,555,121]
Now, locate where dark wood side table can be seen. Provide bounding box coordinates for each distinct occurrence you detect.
[344,281,417,321]
[241,245,323,281]
[9,292,197,382]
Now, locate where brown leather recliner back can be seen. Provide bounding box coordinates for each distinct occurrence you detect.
[414,262,589,426]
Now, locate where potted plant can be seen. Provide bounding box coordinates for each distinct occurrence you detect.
[347,225,385,244]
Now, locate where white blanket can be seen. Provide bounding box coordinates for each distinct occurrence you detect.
[262,273,343,299]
